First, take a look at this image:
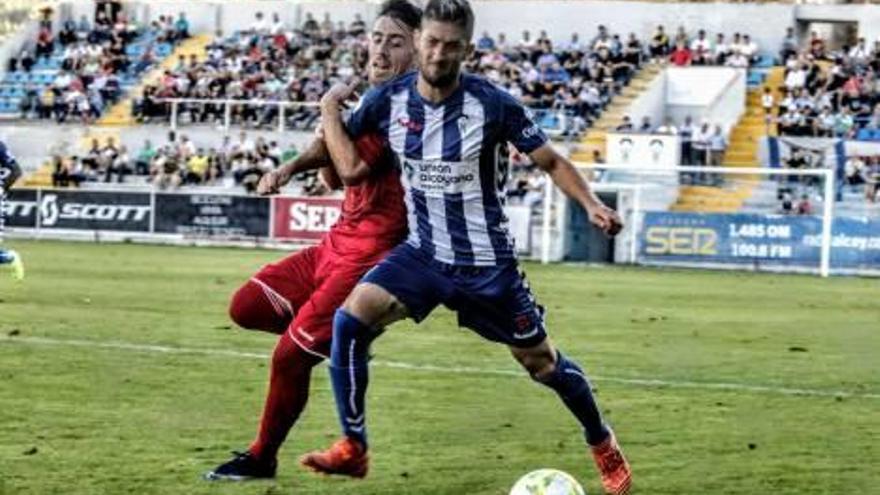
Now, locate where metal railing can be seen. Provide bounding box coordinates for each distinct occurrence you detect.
[155,98,321,133]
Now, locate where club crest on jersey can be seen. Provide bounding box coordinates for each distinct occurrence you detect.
[397,117,423,133]
[456,114,470,136]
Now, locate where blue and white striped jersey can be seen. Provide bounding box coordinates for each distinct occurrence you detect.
[346,71,548,266]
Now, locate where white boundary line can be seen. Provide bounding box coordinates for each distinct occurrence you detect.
[3,335,879,401]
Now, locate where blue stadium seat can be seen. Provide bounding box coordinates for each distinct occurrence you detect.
[11,72,27,84]
[756,55,776,68]
[157,43,173,57]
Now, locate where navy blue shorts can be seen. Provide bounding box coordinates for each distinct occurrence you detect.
[360,243,547,348]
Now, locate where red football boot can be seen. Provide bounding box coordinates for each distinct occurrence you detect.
[590,430,632,494]
[300,437,369,478]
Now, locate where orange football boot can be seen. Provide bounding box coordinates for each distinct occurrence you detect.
[300,437,369,478]
[591,430,632,494]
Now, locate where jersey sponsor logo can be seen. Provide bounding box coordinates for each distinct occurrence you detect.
[397,117,423,133]
[521,123,541,140]
[402,159,480,194]
[39,194,151,226]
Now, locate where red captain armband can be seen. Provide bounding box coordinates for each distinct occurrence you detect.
[354,133,386,168]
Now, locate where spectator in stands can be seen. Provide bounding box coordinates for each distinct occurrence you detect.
[796,194,813,216]
[690,30,711,65]
[36,25,55,60]
[813,106,835,137]
[713,33,729,65]
[184,148,210,185]
[349,13,366,36]
[135,139,156,175]
[18,49,35,73]
[784,62,808,91]
[834,107,855,137]
[649,25,670,62]
[59,20,78,46]
[616,115,634,132]
[301,12,318,35]
[725,49,749,69]
[679,115,695,165]
[638,116,653,133]
[670,40,692,67]
[740,34,759,65]
[623,33,643,68]
[175,13,190,40]
[707,125,727,170]
[692,121,711,169]
[761,87,775,116]
[780,27,798,64]
[808,31,826,60]
[152,149,182,189]
[477,31,495,52]
[674,26,688,46]
[105,145,131,183]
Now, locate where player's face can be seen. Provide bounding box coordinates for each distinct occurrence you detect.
[416,20,473,88]
[368,16,415,85]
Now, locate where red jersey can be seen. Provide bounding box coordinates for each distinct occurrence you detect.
[323,133,407,263]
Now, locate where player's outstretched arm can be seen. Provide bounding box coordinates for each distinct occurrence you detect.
[529,144,623,236]
[257,138,332,195]
[320,82,372,186]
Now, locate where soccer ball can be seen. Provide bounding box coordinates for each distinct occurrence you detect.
[509,469,586,495]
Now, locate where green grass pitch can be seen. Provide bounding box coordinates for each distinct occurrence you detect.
[0,240,878,494]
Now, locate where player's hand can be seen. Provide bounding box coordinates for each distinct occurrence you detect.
[257,169,290,196]
[587,202,624,237]
[320,80,360,112]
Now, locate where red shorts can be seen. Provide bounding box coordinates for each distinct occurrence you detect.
[250,243,385,359]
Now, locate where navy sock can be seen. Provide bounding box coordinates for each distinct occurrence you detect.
[537,351,610,446]
[0,249,14,265]
[329,309,376,449]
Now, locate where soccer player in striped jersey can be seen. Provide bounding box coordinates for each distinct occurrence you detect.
[204,0,421,481]
[0,140,24,281]
[301,1,632,493]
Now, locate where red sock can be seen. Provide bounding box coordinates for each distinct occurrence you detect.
[229,280,290,334]
[249,334,323,461]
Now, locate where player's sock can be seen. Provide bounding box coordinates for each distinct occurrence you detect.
[249,334,322,461]
[228,280,290,334]
[536,351,610,446]
[328,309,377,449]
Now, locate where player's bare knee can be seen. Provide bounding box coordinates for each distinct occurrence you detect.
[342,283,406,329]
[511,342,558,381]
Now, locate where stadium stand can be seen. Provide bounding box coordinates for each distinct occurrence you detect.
[0,7,175,122]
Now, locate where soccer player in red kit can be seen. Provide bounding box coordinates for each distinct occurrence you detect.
[204,1,422,480]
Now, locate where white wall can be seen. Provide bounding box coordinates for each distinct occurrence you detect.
[621,69,666,128]
[665,67,744,131]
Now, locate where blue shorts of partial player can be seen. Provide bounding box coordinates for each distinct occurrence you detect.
[360,243,547,348]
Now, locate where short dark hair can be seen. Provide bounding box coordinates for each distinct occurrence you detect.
[377,0,423,31]
[423,0,474,41]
